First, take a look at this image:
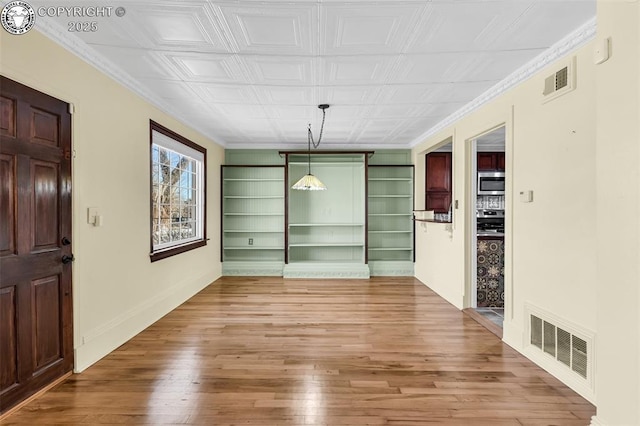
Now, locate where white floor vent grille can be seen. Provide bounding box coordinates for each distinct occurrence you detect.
[530,314,589,380]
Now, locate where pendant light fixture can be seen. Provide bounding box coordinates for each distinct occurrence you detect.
[292,104,329,191]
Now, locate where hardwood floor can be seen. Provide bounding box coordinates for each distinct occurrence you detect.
[4,277,595,425]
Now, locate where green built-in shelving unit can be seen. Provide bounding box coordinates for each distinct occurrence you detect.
[283,152,370,278]
[220,149,414,277]
[367,154,415,276]
[221,165,285,276]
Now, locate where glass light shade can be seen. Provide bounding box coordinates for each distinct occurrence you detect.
[291,173,327,191]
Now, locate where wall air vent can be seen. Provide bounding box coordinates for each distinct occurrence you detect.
[529,313,590,380]
[542,57,576,103]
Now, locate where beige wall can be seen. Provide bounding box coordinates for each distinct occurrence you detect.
[413,1,640,422]
[1,30,224,371]
[413,39,599,400]
[594,1,640,424]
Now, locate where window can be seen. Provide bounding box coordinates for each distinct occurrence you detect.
[150,121,206,262]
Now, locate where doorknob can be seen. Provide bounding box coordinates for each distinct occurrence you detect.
[61,237,71,246]
[62,254,75,264]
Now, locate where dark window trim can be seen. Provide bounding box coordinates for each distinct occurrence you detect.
[149,120,207,262]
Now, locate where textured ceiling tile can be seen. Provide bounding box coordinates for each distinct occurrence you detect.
[107,3,232,52]
[368,105,430,119]
[189,83,259,104]
[377,85,442,104]
[219,4,317,54]
[243,56,315,85]
[253,86,316,105]
[472,49,547,82]
[322,56,396,85]
[319,86,381,105]
[493,1,596,50]
[163,52,246,82]
[406,1,530,53]
[35,0,597,148]
[94,46,179,80]
[264,105,318,120]
[391,53,483,84]
[322,4,425,54]
[213,104,269,120]
[356,118,405,140]
[142,80,199,101]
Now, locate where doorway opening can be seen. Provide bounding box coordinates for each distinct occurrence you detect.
[466,126,506,336]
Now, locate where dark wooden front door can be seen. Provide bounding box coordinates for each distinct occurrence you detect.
[0,76,73,413]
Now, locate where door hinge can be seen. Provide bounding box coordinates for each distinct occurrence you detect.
[65,148,71,160]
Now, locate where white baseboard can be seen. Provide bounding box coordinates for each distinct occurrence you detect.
[501,320,524,349]
[74,270,220,372]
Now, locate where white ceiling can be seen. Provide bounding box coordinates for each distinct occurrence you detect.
[32,0,595,149]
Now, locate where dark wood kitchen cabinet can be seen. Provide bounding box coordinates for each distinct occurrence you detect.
[477,152,505,172]
[425,152,451,213]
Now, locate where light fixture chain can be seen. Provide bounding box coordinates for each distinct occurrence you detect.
[308,106,327,149]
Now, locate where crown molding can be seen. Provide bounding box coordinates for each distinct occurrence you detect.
[34,19,228,147]
[409,16,597,148]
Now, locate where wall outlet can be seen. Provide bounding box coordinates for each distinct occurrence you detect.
[248,238,253,245]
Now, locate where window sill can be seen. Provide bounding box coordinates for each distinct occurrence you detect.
[150,239,207,262]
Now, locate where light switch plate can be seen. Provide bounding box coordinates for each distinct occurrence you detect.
[87,207,98,224]
[519,190,533,203]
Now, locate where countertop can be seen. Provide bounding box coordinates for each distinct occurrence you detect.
[477,231,505,238]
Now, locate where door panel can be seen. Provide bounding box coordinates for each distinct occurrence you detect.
[0,76,73,414]
[32,276,62,372]
[31,161,59,251]
[30,107,59,146]
[0,286,18,391]
[0,154,16,256]
[1,96,16,137]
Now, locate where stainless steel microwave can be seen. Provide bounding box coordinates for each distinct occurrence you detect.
[477,172,505,195]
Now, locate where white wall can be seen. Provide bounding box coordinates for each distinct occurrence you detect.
[412,38,599,400]
[0,30,224,372]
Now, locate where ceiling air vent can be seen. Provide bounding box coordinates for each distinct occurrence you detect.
[530,314,590,380]
[542,57,576,102]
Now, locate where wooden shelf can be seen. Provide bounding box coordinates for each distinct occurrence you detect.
[289,223,364,227]
[369,230,412,234]
[289,162,364,167]
[224,213,283,216]
[224,246,283,250]
[224,195,283,199]
[289,243,364,247]
[223,230,283,233]
[223,178,283,182]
